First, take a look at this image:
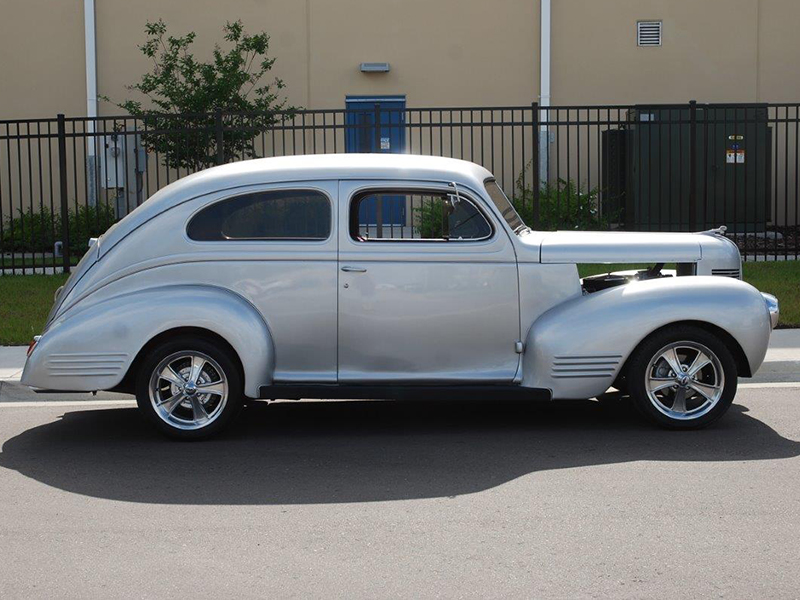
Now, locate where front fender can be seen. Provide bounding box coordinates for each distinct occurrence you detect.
[21,285,274,397]
[522,276,771,399]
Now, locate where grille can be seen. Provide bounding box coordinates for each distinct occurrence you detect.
[637,21,662,47]
[711,268,741,279]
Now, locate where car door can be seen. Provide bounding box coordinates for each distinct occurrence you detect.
[337,180,521,384]
[182,181,340,384]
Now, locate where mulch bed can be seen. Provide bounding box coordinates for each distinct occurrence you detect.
[732,225,799,256]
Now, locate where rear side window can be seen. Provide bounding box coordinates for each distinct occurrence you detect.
[350,190,492,241]
[187,190,331,241]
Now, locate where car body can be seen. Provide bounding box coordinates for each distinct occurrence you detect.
[22,154,779,437]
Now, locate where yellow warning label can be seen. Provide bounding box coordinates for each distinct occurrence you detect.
[726,149,745,164]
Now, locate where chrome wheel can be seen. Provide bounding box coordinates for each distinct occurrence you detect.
[645,341,724,421]
[148,351,229,431]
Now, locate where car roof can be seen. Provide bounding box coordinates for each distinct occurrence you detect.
[98,154,496,257]
[163,154,493,197]
[223,153,486,177]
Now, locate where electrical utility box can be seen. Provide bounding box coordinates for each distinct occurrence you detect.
[602,105,771,231]
[98,131,147,217]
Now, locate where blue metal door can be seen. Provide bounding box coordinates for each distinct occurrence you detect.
[346,96,406,226]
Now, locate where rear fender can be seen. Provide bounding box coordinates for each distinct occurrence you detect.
[522,276,771,399]
[21,285,274,397]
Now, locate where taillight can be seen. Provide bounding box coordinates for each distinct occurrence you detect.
[27,335,41,357]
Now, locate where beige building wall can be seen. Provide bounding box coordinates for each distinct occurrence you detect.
[552,0,757,104]
[2,0,800,118]
[0,0,85,118]
[94,0,538,114]
[307,0,538,108]
[551,0,800,105]
[757,0,800,102]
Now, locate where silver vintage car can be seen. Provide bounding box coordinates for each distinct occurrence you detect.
[22,154,779,438]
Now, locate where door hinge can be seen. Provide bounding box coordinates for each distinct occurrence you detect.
[515,341,525,354]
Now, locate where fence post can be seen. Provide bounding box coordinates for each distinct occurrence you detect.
[374,103,383,237]
[215,109,225,165]
[689,99,697,229]
[531,102,541,228]
[373,103,381,152]
[57,114,71,274]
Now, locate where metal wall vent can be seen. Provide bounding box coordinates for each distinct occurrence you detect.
[637,21,662,47]
[360,62,391,73]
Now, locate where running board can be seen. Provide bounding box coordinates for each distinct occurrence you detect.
[257,384,551,402]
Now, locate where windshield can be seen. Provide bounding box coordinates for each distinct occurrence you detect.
[484,179,529,235]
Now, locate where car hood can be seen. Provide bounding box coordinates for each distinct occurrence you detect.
[519,230,733,263]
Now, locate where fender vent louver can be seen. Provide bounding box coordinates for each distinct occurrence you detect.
[551,354,621,379]
[711,268,740,279]
[46,352,129,377]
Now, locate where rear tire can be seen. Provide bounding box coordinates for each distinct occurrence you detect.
[627,325,738,429]
[135,336,244,440]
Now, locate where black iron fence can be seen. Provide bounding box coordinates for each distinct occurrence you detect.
[1,102,798,274]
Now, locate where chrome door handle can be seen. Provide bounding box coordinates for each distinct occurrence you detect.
[341,266,367,273]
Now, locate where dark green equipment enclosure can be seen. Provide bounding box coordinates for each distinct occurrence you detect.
[602,105,771,231]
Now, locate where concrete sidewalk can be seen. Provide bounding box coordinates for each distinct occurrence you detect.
[747,328,800,383]
[761,328,800,361]
[0,345,28,381]
[2,329,799,385]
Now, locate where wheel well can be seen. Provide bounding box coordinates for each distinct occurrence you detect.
[115,327,245,395]
[618,320,752,380]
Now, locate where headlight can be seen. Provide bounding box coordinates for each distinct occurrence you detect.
[762,293,779,330]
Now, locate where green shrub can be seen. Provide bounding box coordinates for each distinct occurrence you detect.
[1,204,116,257]
[512,162,612,231]
[67,204,116,256]
[413,198,448,239]
[0,207,59,254]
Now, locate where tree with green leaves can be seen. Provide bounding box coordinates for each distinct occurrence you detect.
[107,20,294,171]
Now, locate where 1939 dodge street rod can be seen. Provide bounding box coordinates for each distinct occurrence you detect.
[22,154,779,438]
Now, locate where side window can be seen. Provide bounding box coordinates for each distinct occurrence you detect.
[187,190,331,241]
[350,190,492,241]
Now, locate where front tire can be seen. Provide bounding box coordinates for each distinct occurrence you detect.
[135,336,243,440]
[627,325,738,429]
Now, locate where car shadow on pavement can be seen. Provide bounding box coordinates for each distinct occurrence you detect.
[1,397,799,504]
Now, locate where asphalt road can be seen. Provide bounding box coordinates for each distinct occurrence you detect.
[1,388,799,598]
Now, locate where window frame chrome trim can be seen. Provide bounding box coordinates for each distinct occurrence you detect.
[185,186,335,244]
[347,185,496,244]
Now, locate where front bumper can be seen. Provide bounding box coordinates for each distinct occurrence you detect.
[762,293,780,329]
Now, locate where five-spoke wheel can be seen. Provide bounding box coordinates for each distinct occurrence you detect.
[645,341,724,420]
[149,351,229,430]
[136,336,243,439]
[627,325,737,429]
